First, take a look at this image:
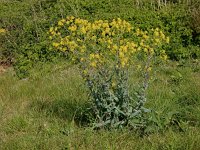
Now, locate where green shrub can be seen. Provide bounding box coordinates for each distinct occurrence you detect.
[0,0,199,78]
[0,0,64,77]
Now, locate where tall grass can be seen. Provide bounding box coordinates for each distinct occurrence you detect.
[0,60,200,149]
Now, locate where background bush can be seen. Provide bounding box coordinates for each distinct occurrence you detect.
[0,0,199,77]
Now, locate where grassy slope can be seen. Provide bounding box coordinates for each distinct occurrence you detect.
[0,61,200,150]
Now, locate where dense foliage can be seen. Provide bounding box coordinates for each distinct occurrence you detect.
[0,0,199,77]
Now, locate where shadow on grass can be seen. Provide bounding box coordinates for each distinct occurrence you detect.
[30,98,94,127]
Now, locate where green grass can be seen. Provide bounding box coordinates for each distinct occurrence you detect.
[0,0,200,149]
[0,60,200,150]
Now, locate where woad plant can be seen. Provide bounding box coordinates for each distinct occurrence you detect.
[49,16,169,129]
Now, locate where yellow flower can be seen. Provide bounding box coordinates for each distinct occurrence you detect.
[127,26,132,32]
[90,61,97,67]
[0,28,6,34]
[49,27,54,32]
[81,27,86,34]
[52,42,59,47]
[137,65,141,70]
[67,16,75,20]
[105,28,110,34]
[81,49,85,53]
[77,38,82,42]
[136,28,140,36]
[144,48,148,53]
[89,53,95,59]
[131,48,136,53]
[160,31,165,39]
[91,24,97,30]
[61,19,66,22]
[120,40,124,45]
[91,36,97,40]
[62,47,67,51]
[119,51,125,58]
[102,22,109,28]
[80,58,84,62]
[58,21,64,26]
[155,38,160,43]
[166,37,170,43]
[107,39,112,45]
[143,34,149,39]
[121,46,128,52]
[154,31,159,37]
[113,45,118,50]
[68,25,77,31]
[149,48,154,54]
[140,41,144,46]
[102,31,106,37]
[163,55,168,60]
[80,45,86,53]
[137,47,141,51]
[95,54,100,59]
[121,60,127,68]
[75,18,81,24]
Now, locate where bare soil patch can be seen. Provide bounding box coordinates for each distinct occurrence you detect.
[0,65,10,74]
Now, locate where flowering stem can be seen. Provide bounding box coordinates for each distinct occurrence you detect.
[136,54,152,111]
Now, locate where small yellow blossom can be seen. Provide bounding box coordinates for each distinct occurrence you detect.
[80,58,84,62]
[89,53,95,59]
[95,54,100,59]
[49,27,54,32]
[81,27,86,34]
[90,61,97,67]
[91,36,97,40]
[0,28,6,34]
[154,31,159,37]
[166,37,170,43]
[68,25,77,31]
[52,42,59,47]
[143,34,149,39]
[155,38,160,43]
[163,55,168,60]
[58,21,64,26]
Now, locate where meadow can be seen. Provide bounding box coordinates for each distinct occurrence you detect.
[0,0,200,149]
[0,60,200,149]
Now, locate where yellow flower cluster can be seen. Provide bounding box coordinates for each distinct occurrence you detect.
[0,28,6,34]
[48,16,136,69]
[135,28,169,59]
[49,16,169,73]
[48,16,132,39]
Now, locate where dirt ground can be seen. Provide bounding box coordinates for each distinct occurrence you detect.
[0,65,9,74]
